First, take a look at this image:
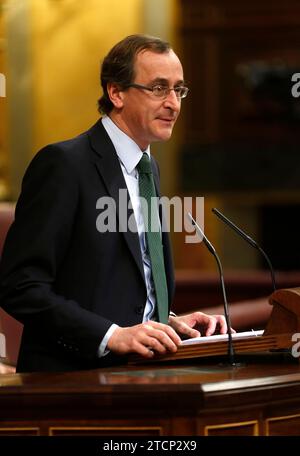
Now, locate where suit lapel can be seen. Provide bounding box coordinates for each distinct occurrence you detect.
[88,120,144,280]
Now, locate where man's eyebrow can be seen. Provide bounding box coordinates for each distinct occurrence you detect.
[150,77,185,86]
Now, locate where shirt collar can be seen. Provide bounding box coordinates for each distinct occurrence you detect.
[101,116,150,175]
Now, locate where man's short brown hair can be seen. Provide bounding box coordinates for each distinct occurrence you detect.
[98,34,171,115]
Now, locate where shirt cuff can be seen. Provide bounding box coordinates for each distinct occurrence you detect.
[97,323,119,358]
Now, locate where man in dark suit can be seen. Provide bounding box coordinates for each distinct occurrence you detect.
[0,34,227,372]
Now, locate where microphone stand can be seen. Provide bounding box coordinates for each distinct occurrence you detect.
[187,213,238,366]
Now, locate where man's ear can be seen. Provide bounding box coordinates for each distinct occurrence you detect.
[107,82,124,109]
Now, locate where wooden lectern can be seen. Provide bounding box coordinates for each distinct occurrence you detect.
[264,287,300,335]
[130,287,300,364]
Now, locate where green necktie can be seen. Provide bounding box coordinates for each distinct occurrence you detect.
[137,153,169,324]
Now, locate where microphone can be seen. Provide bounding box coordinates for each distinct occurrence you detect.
[212,208,276,292]
[187,212,236,366]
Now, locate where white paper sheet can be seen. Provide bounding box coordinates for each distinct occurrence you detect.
[180,329,264,346]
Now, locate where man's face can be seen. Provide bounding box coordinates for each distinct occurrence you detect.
[110,49,184,150]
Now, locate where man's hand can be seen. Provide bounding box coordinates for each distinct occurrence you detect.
[107,321,182,358]
[168,312,235,340]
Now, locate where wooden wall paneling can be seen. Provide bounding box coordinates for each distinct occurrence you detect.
[178,0,300,270]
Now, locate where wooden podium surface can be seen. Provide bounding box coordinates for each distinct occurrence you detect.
[1,352,300,436]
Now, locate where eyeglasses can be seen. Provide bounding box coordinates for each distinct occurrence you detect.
[126,83,189,99]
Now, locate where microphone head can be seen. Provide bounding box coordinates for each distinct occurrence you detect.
[212,208,276,291]
[212,207,258,249]
[187,212,216,255]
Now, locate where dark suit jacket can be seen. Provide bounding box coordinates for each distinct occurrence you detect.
[0,120,175,372]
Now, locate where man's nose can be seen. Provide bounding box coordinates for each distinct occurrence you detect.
[163,89,181,111]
